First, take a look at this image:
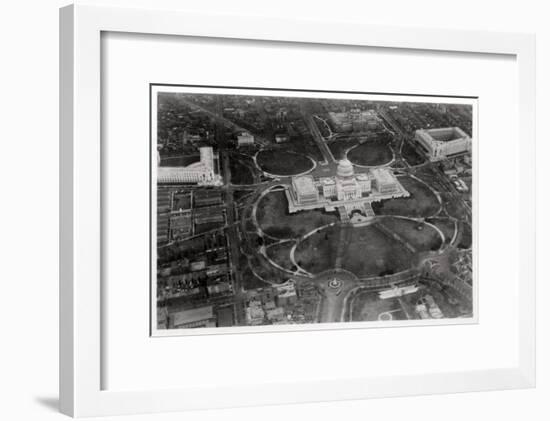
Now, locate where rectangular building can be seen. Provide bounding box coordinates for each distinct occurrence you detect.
[292,175,319,204]
[193,205,225,225]
[370,168,400,194]
[169,210,192,239]
[415,127,472,161]
[237,132,255,147]
[194,189,223,207]
[169,306,216,329]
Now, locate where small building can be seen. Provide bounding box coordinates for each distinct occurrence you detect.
[264,300,276,310]
[206,263,228,277]
[246,287,276,304]
[246,302,265,325]
[169,306,216,329]
[206,281,232,296]
[237,132,255,147]
[190,260,206,272]
[193,189,223,207]
[274,133,290,143]
[275,280,298,307]
[266,307,285,322]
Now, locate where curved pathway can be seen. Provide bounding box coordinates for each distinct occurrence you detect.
[253,149,317,179]
[345,142,395,169]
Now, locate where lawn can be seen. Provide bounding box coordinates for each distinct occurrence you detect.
[265,241,295,271]
[229,157,255,185]
[294,223,414,277]
[256,190,338,239]
[241,267,272,291]
[284,135,325,163]
[426,217,456,245]
[347,141,393,166]
[402,141,426,166]
[256,149,314,176]
[379,217,442,252]
[372,176,440,218]
[328,138,360,161]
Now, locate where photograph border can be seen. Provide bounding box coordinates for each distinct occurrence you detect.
[149,83,479,337]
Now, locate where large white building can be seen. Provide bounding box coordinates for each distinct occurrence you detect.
[292,176,319,204]
[415,127,472,161]
[157,146,223,185]
[317,159,372,202]
[287,158,408,218]
[370,168,401,194]
[328,109,379,132]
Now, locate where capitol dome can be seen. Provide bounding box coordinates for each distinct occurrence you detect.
[336,158,355,178]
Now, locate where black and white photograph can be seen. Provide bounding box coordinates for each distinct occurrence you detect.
[152,86,475,333]
[2,0,544,419]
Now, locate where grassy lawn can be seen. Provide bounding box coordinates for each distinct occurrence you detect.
[426,217,456,245]
[295,223,413,277]
[256,190,338,239]
[241,267,272,291]
[372,176,440,218]
[229,157,255,185]
[328,138,360,161]
[443,196,468,220]
[402,141,426,166]
[347,141,393,166]
[265,241,295,271]
[379,217,442,252]
[286,136,325,162]
[256,149,314,176]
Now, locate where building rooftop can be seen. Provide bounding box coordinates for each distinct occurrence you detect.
[320,177,335,185]
[370,168,395,184]
[293,175,317,194]
[171,306,214,326]
[417,127,469,143]
[276,280,297,297]
[337,158,354,178]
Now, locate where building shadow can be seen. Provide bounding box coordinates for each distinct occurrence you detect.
[35,396,59,412]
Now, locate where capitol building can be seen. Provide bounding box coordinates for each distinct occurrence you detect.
[286,159,409,218]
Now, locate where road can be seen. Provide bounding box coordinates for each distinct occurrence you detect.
[300,102,336,164]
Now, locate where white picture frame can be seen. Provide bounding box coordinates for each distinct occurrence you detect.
[59,3,536,417]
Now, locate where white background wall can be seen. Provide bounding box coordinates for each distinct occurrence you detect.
[0,0,547,420]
